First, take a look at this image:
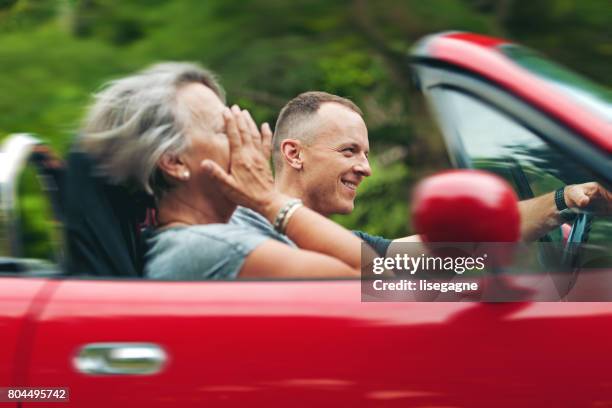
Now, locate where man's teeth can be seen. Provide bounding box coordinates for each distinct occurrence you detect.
[342,181,357,189]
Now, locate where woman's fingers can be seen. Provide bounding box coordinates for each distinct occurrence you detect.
[231,105,252,147]
[242,109,262,147]
[207,107,278,211]
[261,122,273,161]
[223,107,241,152]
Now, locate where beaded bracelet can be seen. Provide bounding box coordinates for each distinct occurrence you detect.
[273,199,303,233]
[280,201,303,233]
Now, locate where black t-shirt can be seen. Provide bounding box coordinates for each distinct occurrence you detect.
[352,230,392,257]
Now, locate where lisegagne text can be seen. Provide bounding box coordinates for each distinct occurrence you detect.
[373,279,478,293]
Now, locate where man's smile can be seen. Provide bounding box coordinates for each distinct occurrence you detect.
[340,177,361,192]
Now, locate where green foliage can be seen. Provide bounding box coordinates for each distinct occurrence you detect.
[16,165,60,260]
[503,0,612,85]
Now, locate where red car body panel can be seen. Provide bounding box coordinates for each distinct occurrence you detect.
[0,278,49,408]
[14,279,612,407]
[416,32,612,152]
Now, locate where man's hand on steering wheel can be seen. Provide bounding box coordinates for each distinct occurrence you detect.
[565,182,612,215]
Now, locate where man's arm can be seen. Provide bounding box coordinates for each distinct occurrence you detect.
[518,191,561,242]
[376,183,612,244]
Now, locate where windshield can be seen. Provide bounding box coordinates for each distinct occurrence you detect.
[440,88,612,251]
[500,45,612,122]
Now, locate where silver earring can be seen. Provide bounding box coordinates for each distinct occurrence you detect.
[182,170,190,180]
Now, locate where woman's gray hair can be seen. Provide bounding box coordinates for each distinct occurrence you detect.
[79,62,225,197]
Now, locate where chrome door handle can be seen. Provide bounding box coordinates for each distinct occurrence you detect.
[73,343,167,375]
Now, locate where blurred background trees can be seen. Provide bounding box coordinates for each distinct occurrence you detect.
[1,0,609,238]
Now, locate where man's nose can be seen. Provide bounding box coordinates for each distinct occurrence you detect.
[354,155,372,177]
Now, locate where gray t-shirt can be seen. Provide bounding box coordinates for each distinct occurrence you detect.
[230,206,296,246]
[145,223,274,280]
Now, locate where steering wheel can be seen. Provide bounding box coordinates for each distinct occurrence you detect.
[563,213,594,264]
[556,212,594,296]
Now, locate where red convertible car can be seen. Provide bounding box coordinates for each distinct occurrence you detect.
[0,32,610,407]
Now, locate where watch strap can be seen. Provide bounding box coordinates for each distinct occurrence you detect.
[554,187,567,211]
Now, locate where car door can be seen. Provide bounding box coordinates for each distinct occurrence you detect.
[25,278,475,408]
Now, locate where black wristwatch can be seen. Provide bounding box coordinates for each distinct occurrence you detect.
[555,186,577,222]
[555,187,568,211]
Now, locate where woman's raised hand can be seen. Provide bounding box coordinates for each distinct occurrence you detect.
[201,105,289,218]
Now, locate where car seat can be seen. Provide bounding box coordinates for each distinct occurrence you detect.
[63,149,153,277]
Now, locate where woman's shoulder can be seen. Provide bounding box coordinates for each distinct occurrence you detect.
[143,223,271,280]
[149,223,269,254]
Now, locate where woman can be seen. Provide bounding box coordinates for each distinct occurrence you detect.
[79,62,370,279]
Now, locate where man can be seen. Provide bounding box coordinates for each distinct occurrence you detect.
[232,91,612,254]
[231,92,394,255]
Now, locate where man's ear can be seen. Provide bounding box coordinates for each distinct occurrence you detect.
[280,139,303,170]
[157,152,191,182]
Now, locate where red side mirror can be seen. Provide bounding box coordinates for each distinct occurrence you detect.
[412,170,520,243]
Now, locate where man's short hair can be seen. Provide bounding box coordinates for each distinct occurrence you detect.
[273,91,362,172]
